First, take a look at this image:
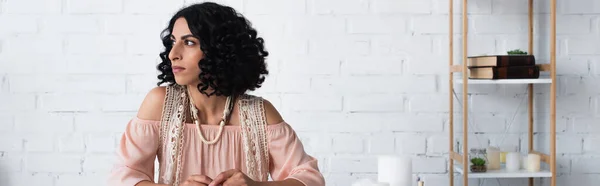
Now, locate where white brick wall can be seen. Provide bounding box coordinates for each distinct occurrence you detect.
[0,0,598,185]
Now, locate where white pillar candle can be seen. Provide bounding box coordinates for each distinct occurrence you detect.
[506,152,520,171]
[527,153,541,172]
[377,155,412,186]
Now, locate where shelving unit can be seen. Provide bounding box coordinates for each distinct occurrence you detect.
[447,0,557,186]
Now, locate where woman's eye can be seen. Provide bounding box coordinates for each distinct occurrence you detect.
[185,40,195,46]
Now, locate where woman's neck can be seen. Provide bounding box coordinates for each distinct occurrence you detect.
[186,85,229,121]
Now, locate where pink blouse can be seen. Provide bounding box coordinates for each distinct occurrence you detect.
[108,117,324,186]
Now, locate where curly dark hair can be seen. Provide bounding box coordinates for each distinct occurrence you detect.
[157,2,269,97]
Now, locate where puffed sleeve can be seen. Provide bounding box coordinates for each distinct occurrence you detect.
[267,122,325,186]
[107,117,160,186]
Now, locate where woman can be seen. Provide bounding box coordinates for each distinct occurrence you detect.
[108,2,325,186]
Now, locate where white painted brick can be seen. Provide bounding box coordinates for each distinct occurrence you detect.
[566,36,600,55]
[0,54,68,74]
[124,0,184,14]
[572,157,600,173]
[556,56,590,75]
[14,112,74,133]
[99,94,145,112]
[0,134,23,152]
[341,57,402,75]
[245,0,305,15]
[488,134,521,150]
[473,15,528,34]
[389,114,444,132]
[0,94,36,112]
[408,95,447,113]
[367,133,395,154]
[4,34,63,55]
[40,15,102,34]
[0,173,54,186]
[0,15,38,35]
[372,0,431,14]
[281,94,342,112]
[74,113,132,133]
[329,156,377,173]
[454,134,490,149]
[64,55,125,74]
[432,0,492,14]
[412,15,462,34]
[185,0,245,13]
[126,35,165,55]
[0,154,22,172]
[347,16,407,34]
[556,175,600,186]
[283,112,345,132]
[127,75,160,94]
[309,36,370,57]
[0,114,14,132]
[26,153,82,172]
[555,15,594,34]
[470,115,506,133]
[275,74,310,93]
[331,76,436,94]
[309,0,368,15]
[413,157,446,173]
[286,16,346,36]
[58,133,86,153]
[23,133,55,152]
[3,0,62,14]
[371,35,431,56]
[558,136,584,154]
[561,0,600,14]
[264,38,308,57]
[595,58,600,75]
[83,155,116,172]
[564,76,600,95]
[584,137,600,153]
[279,57,340,75]
[9,75,127,94]
[492,0,551,14]
[66,0,123,14]
[66,35,125,55]
[332,135,364,154]
[396,134,426,154]
[86,133,116,153]
[471,94,527,114]
[505,113,568,133]
[344,94,404,112]
[38,94,100,111]
[326,113,390,133]
[103,15,167,34]
[428,135,449,154]
[56,174,106,186]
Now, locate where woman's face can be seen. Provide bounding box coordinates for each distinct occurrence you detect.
[168,17,203,86]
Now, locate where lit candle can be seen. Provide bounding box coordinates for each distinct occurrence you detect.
[527,153,541,172]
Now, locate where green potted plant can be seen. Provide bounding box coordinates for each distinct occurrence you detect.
[507,49,528,55]
[470,157,487,173]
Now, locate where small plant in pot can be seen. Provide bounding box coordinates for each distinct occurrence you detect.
[470,157,487,173]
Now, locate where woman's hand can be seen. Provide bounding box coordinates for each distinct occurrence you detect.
[181,174,213,186]
[208,169,259,186]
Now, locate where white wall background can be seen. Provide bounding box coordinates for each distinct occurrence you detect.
[0,0,599,185]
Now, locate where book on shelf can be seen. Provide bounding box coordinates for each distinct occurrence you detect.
[467,55,539,79]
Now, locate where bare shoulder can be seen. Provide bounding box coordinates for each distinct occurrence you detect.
[262,98,284,125]
[137,86,167,121]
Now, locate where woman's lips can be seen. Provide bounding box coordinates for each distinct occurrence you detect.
[172,66,185,73]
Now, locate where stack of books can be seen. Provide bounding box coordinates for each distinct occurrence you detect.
[467,55,539,79]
